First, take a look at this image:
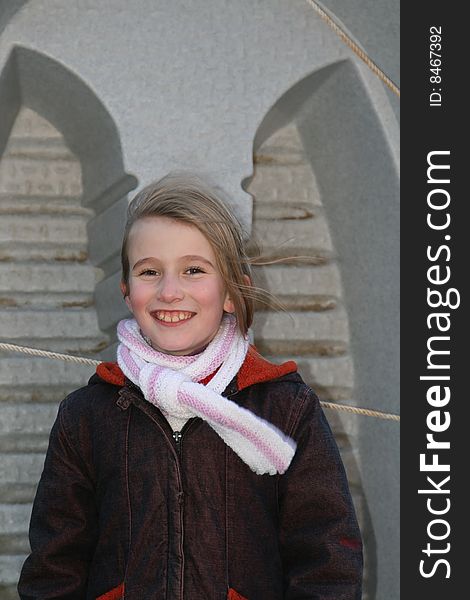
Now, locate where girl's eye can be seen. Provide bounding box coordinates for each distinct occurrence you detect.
[186,266,205,275]
[137,267,205,276]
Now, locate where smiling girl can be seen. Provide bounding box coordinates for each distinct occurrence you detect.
[18,174,363,599]
[121,216,234,356]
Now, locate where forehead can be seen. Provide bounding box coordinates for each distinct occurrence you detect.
[127,216,216,260]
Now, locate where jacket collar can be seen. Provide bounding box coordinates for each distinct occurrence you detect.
[95,345,297,391]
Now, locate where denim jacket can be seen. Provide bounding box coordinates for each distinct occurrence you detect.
[18,348,363,599]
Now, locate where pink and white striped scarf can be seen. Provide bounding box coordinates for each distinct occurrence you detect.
[117,314,296,475]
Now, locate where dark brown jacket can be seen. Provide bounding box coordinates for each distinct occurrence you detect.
[18,348,363,599]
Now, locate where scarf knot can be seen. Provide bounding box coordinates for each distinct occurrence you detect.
[148,367,192,418]
[117,314,296,475]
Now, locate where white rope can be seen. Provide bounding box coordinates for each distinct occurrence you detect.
[0,341,400,421]
[0,341,100,366]
[306,0,400,97]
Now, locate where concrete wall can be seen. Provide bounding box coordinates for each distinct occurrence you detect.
[0,2,399,598]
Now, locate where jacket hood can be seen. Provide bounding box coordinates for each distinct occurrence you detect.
[94,345,297,391]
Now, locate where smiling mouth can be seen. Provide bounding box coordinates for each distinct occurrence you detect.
[151,310,195,323]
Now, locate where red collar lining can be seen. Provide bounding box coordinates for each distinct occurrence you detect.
[96,345,297,390]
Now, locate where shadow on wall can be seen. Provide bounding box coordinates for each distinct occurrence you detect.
[0,46,138,344]
[0,45,137,593]
[0,0,29,36]
[245,58,399,600]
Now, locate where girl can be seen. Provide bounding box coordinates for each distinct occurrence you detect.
[18,174,363,599]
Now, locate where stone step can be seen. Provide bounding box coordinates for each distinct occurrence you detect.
[0,555,26,587]
[264,354,354,389]
[252,216,332,250]
[0,263,99,294]
[251,250,331,267]
[255,338,347,359]
[0,583,21,599]
[252,308,349,342]
[254,294,337,312]
[251,264,343,297]
[0,156,81,198]
[253,148,305,166]
[0,308,105,341]
[7,107,62,141]
[0,385,81,404]
[0,455,45,486]
[0,484,38,504]
[0,292,94,310]
[0,337,107,355]
[0,505,32,535]
[265,354,354,406]
[253,129,306,166]
[0,243,88,263]
[0,434,50,454]
[0,214,88,246]
[4,136,76,160]
[247,163,322,206]
[0,357,96,393]
[253,202,316,220]
[0,533,30,555]
[0,404,59,436]
[255,123,304,154]
[248,245,332,265]
[0,195,90,216]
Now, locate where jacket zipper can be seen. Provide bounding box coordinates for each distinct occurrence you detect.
[172,432,184,510]
[169,420,199,600]
[119,382,236,599]
[172,430,183,453]
[172,417,198,454]
[170,422,194,600]
[119,386,197,599]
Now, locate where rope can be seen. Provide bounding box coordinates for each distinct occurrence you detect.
[306,0,400,98]
[0,341,100,367]
[0,341,400,421]
[321,401,400,422]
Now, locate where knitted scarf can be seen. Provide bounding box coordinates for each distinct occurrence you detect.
[117,314,296,475]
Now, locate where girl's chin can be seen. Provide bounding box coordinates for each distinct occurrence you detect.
[164,347,206,356]
[146,336,208,356]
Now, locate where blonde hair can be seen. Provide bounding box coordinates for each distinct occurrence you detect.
[121,173,256,335]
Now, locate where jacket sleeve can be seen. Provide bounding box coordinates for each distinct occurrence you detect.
[18,396,98,599]
[277,386,363,600]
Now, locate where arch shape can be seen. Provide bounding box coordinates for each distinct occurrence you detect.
[249,58,399,600]
[0,48,139,590]
[0,46,137,208]
[0,46,138,340]
[0,1,29,37]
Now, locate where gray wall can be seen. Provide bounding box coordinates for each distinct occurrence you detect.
[0,2,399,597]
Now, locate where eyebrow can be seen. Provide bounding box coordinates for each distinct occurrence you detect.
[132,255,215,271]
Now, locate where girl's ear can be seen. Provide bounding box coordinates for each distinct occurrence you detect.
[224,274,252,314]
[223,294,235,314]
[120,281,133,314]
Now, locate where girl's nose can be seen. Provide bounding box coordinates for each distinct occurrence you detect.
[156,273,183,303]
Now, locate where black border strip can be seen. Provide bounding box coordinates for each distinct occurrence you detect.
[401,4,466,597]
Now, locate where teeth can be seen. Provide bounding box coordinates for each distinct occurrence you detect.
[155,310,192,322]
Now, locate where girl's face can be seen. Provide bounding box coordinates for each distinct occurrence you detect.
[121,216,234,356]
